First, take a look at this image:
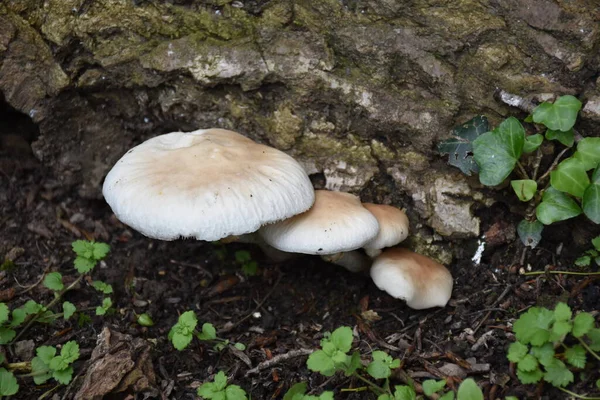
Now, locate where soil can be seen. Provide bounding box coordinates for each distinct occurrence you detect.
[1,106,600,400]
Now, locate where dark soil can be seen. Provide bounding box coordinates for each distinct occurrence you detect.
[1,108,599,400]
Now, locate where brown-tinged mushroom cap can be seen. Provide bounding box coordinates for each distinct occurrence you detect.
[102,128,315,241]
[370,248,453,310]
[258,190,379,255]
[362,203,409,257]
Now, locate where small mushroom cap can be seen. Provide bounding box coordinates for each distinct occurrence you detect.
[259,190,379,255]
[102,129,315,241]
[370,248,453,310]
[362,203,409,257]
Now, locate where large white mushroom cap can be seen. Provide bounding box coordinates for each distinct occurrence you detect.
[102,128,315,241]
[362,203,409,258]
[370,248,453,310]
[258,190,379,255]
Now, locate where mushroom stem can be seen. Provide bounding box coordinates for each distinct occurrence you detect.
[321,251,372,273]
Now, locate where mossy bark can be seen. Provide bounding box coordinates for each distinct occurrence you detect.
[1,0,599,242]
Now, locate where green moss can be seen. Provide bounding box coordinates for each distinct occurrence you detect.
[296,133,373,166]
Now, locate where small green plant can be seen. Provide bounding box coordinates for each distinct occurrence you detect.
[439,95,599,249]
[197,371,247,400]
[575,236,600,267]
[168,311,245,352]
[30,341,80,385]
[297,326,485,400]
[507,302,600,397]
[234,250,258,276]
[0,354,18,396]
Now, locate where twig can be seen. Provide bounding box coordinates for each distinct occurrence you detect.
[521,270,600,276]
[557,387,600,400]
[473,284,513,334]
[537,147,571,182]
[245,348,313,376]
[578,337,600,362]
[516,161,530,180]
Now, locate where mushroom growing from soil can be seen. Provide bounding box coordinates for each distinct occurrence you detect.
[362,203,409,257]
[258,190,379,256]
[370,248,453,310]
[102,128,315,241]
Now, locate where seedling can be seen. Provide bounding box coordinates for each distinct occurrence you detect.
[234,250,258,276]
[439,95,599,250]
[575,236,600,267]
[197,371,247,400]
[507,302,600,398]
[30,341,80,385]
[284,382,333,400]
[168,310,245,352]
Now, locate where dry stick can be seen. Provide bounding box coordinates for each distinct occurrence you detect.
[557,387,600,400]
[473,284,513,334]
[537,147,571,182]
[516,161,530,180]
[245,348,313,376]
[521,270,600,276]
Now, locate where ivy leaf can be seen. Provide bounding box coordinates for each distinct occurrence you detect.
[523,134,543,153]
[572,312,595,338]
[573,137,600,171]
[536,188,582,225]
[62,302,76,320]
[456,378,484,400]
[544,359,574,387]
[582,167,600,224]
[565,345,587,368]
[473,117,525,186]
[511,180,537,202]
[438,116,488,175]
[532,95,582,132]
[513,307,554,346]
[0,368,19,396]
[550,158,590,198]
[422,379,447,396]
[545,128,574,147]
[517,220,543,248]
[43,272,64,291]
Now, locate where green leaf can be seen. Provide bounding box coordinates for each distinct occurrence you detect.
[96,298,112,316]
[545,128,574,147]
[0,368,19,396]
[439,392,455,400]
[523,134,543,153]
[241,261,258,276]
[507,342,528,363]
[517,354,538,372]
[214,371,227,391]
[393,386,417,400]
[536,188,582,225]
[31,356,52,385]
[92,281,113,294]
[422,379,447,396]
[575,255,591,266]
[198,323,217,341]
[225,384,248,400]
[341,351,362,377]
[137,313,154,327]
[0,328,16,344]
[43,272,64,291]
[456,378,484,400]
[473,117,525,186]
[74,256,95,274]
[550,158,590,197]
[553,303,572,321]
[572,312,595,337]
[530,344,555,366]
[532,95,582,132]
[517,220,543,248]
[197,382,220,399]
[513,307,554,346]
[592,235,600,251]
[234,342,246,351]
[511,180,537,202]
[0,303,8,324]
[330,326,353,353]
[284,383,308,400]
[91,242,110,260]
[171,331,193,351]
[582,169,600,223]
[72,240,94,258]
[367,360,391,379]
[62,301,76,320]
[23,300,43,315]
[36,346,57,365]
[552,320,572,337]
[588,328,600,351]
[49,341,79,371]
[438,116,488,176]
[53,366,73,385]
[169,311,198,350]
[574,138,600,170]
[543,359,574,387]
[517,367,544,384]
[565,344,586,368]
[307,350,335,376]
[234,251,252,263]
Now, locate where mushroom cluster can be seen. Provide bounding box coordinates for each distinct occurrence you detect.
[103,128,453,309]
